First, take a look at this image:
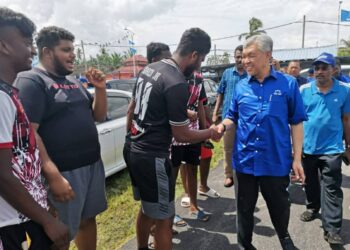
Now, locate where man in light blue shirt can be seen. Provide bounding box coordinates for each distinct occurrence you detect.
[300,52,350,245]
[212,45,247,188]
[216,34,307,250]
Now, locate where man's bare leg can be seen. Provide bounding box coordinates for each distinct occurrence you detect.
[186,164,199,212]
[199,158,211,193]
[136,209,154,249]
[154,218,173,250]
[74,217,97,250]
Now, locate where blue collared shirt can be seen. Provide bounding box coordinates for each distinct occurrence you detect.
[301,79,350,154]
[226,67,307,176]
[217,67,247,118]
[336,72,350,83]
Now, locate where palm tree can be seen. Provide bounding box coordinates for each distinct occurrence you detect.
[238,17,266,41]
[341,38,350,48]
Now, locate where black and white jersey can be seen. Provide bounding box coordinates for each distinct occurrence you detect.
[130,59,190,154]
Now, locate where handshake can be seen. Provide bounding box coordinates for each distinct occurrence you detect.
[208,123,225,142]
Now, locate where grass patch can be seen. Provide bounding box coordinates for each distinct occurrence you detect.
[70,141,223,250]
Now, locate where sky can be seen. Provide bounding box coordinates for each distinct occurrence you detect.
[2,0,350,63]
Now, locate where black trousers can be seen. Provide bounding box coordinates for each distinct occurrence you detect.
[0,220,52,250]
[302,153,343,234]
[236,172,291,249]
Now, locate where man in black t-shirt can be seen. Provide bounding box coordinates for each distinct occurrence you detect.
[14,26,107,250]
[128,28,222,250]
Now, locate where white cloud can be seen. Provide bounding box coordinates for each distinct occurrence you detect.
[0,0,349,60]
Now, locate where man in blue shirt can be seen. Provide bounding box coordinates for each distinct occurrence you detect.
[287,60,307,87]
[215,34,307,250]
[212,45,247,188]
[300,52,350,245]
[334,58,350,83]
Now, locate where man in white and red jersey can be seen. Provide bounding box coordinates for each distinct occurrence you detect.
[0,7,69,250]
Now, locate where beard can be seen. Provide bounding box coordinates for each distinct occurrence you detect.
[53,55,73,76]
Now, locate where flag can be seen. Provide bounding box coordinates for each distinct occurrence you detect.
[128,40,135,46]
[130,47,137,55]
[341,9,350,22]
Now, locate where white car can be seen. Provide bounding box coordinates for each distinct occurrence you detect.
[88,89,131,177]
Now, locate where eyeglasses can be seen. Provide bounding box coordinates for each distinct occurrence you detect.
[314,65,330,71]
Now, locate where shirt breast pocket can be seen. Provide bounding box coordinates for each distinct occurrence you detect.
[268,94,286,117]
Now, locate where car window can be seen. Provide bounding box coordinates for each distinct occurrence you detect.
[106,96,129,120]
[114,83,133,92]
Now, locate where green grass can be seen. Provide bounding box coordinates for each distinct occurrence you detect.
[70,141,223,250]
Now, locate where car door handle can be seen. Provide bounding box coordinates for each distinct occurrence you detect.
[100,129,112,135]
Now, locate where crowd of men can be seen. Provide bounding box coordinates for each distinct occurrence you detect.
[0,6,350,250]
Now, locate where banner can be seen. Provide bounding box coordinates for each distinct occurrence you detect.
[341,9,350,22]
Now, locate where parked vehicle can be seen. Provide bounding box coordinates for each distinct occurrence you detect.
[88,89,131,177]
[107,78,137,93]
[203,78,220,118]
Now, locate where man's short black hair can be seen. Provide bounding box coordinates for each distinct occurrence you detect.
[234,45,243,54]
[175,28,211,57]
[146,42,170,63]
[36,26,75,58]
[0,7,35,37]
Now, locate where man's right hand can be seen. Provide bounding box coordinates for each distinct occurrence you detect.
[47,170,75,202]
[43,217,70,250]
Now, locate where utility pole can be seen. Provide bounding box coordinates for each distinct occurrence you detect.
[125,27,136,78]
[302,15,306,48]
[81,40,87,72]
[214,44,217,65]
[337,1,343,54]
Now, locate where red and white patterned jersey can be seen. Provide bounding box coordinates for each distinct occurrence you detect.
[172,72,207,146]
[0,82,48,228]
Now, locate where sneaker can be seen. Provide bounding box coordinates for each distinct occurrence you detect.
[324,232,344,245]
[280,237,296,250]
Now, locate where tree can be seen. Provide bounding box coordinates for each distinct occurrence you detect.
[206,52,231,65]
[339,38,350,56]
[238,17,266,41]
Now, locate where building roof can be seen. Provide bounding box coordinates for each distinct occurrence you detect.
[272,44,337,61]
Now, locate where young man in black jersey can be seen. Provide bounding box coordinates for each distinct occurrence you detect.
[128,28,222,250]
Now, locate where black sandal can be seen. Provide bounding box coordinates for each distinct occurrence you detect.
[300,210,317,222]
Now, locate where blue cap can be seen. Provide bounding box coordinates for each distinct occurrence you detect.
[79,77,88,83]
[308,68,314,74]
[313,52,335,67]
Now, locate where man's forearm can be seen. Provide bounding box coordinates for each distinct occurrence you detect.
[291,122,304,161]
[32,125,61,182]
[212,94,223,119]
[93,87,107,122]
[342,115,350,146]
[126,100,136,132]
[0,150,53,228]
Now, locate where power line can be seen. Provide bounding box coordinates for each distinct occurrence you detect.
[80,19,350,49]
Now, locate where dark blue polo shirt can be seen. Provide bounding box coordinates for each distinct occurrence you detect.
[226,67,307,176]
[301,79,350,154]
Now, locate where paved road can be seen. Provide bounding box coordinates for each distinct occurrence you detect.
[120,160,350,250]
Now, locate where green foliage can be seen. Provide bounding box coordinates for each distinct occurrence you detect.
[238,17,266,41]
[338,38,350,56]
[74,48,127,75]
[206,52,231,65]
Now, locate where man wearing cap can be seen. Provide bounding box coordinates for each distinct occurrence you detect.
[299,52,350,245]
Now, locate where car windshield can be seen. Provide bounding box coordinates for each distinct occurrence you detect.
[108,79,136,92]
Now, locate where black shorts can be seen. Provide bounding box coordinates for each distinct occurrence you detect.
[128,151,175,219]
[0,220,52,250]
[171,143,201,167]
